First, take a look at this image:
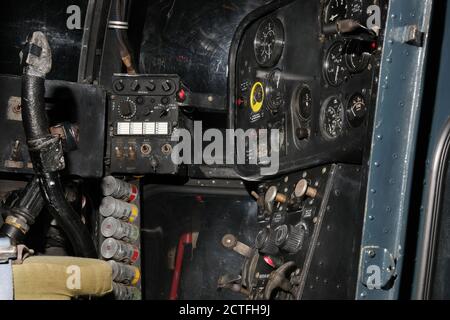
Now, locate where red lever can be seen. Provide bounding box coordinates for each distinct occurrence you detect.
[169,232,193,300]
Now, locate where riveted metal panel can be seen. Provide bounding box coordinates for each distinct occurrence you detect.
[356,0,434,300]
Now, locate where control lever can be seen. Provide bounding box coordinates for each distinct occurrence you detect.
[264,261,297,300]
[323,19,378,38]
[217,274,250,296]
[221,234,253,258]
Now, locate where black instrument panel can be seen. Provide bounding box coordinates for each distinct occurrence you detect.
[106,74,187,176]
[231,0,388,180]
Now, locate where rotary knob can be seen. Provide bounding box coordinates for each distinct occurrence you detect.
[274,224,306,254]
[130,80,140,92]
[162,80,173,92]
[255,228,279,255]
[114,80,125,92]
[118,100,136,119]
[145,80,156,92]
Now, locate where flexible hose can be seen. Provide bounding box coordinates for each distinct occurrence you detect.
[21,75,49,140]
[21,32,97,258]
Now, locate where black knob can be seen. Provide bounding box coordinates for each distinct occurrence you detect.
[135,96,144,105]
[145,80,156,92]
[255,228,279,255]
[142,106,152,116]
[114,80,125,92]
[119,101,134,118]
[274,224,306,254]
[162,80,172,92]
[161,97,170,105]
[130,80,140,92]
[296,127,309,140]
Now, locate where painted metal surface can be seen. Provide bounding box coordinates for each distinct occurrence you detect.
[356,0,434,300]
[0,0,88,82]
[413,0,450,299]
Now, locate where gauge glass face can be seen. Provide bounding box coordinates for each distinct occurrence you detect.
[324,0,348,23]
[347,93,367,127]
[321,97,344,139]
[348,0,364,20]
[345,40,372,73]
[254,18,285,67]
[298,86,312,120]
[266,69,285,112]
[324,41,348,86]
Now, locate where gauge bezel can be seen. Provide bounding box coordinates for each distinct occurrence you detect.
[346,93,367,127]
[345,39,372,73]
[253,17,285,68]
[265,69,285,113]
[323,0,348,24]
[320,96,345,140]
[294,84,313,121]
[323,40,349,87]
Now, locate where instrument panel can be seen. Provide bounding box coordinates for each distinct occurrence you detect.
[231,0,387,179]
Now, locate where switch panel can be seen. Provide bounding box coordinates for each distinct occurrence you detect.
[107,74,187,175]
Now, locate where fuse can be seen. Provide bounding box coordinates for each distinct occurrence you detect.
[101,238,139,264]
[112,283,142,300]
[99,196,139,223]
[101,176,138,202]
[109,260,141,285]
[101,217,139,243]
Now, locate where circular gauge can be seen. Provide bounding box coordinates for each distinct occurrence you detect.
[347,93,367,127]
[345,39,372,73]
[254,18,285,67]
[321,96,345,139]
[323,41,349,87]
[348,0,364,20]
[266,69,285,113]
[324,0,348,24]
[250,81,265,113]
[297,85,313,120]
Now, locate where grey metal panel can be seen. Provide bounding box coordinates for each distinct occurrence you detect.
[413,0,450,300]
[356,0,434,300]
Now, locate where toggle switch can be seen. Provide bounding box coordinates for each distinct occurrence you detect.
[294,179,317,199]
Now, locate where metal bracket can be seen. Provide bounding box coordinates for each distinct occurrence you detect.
[0,244,17,263]
[360,246,396,290]
[392,25,425,47]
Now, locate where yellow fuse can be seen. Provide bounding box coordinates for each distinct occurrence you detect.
[129,204,139,223]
